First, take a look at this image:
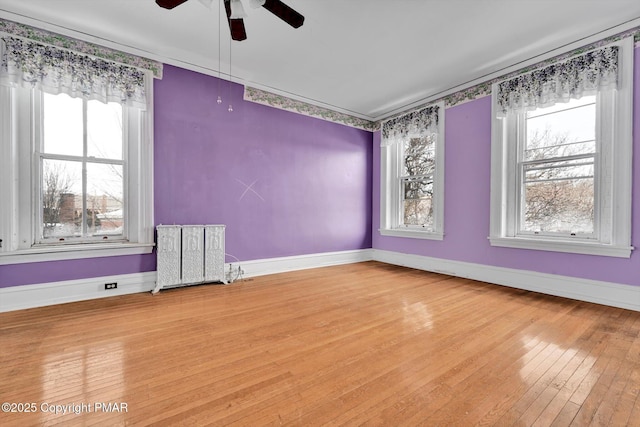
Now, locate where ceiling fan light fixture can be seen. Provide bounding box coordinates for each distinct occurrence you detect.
[157,0,304,40]
[229,0,247,19]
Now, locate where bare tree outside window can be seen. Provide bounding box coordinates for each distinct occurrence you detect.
[41,161,74,237]
[520,96,596,235]
[402,136,436,228]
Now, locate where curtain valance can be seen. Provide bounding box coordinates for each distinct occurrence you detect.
[496,45,618,116]
[381,105,439,147]
[0,36,148,108]
[0,18,162,77]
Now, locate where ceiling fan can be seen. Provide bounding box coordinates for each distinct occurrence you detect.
[155,0,305,41]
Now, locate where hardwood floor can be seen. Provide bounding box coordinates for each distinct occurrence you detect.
[0,261,638,426]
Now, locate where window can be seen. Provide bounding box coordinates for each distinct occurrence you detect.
[0,36,154,264]
[0,86,154,264]
[39,93,125,243]
[489,38,633,257]
[520,96,596,236]
[380,102,445,240]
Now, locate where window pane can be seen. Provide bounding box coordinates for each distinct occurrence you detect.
[403,177,433,200]
[403,179,433,227]
[403,136,435,176]
[522,178,594,234]
[524,158,594,183]
[87,100,123,160]
[524,140,595,162]
[520,96,597,236]
[525,96,596,162]
[41,159,82,239]
[43,93,83,156]
[403,199,434,228]
[86,163,124,236]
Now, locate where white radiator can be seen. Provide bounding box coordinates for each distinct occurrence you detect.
[152,225,226,294]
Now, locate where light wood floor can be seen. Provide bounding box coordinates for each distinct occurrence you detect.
[1,261,639,426]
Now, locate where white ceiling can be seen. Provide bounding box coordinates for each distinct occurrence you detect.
[1,0,639,121]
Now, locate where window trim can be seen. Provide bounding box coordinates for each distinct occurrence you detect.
[380,101,445,240]
[515,96,598,239]
[34,93,129,245]
[0,74,154,265]
[489,37,634,258]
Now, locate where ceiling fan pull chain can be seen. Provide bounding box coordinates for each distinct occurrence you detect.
[217,0,223,104]
[228,28,233,113]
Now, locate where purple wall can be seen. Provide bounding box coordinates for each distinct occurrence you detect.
[0,64,373,287]
[372,46,640,287]
[154,65,373,261]
[0,255,156,288]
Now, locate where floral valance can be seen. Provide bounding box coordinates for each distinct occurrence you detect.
[0,36,148,109]
[496,45,618,116]
[0,18,162,78]
[381,105,439,147]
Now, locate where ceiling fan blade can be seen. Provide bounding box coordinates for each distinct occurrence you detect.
[155,0,190,9]
[262,0,304,28]
[224,0,248,41]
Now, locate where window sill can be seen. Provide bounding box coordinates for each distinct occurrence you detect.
[379,228,444,240]
[0,243,155,265]
[489,236,633,258]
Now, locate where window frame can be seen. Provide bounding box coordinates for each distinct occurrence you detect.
[380,101,445,240]
[0,79,154,265]
[516,96,599,240]
[489,38,633,258]
[35,93,128,245]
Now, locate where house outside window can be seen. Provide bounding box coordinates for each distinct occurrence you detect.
[489,37,634,257]
[380,102,445,240]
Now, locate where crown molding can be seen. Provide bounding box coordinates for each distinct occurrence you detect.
[244,86,378,132]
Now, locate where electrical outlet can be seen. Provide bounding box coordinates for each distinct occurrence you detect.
[104,282,117,290]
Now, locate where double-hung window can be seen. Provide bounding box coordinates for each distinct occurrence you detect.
[380,102,445,240]
[0,35,155,264]
[489,37,634,257]
[38,93,126,243]
[519,96,597,237]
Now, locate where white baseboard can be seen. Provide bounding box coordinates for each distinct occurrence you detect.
[0,249,374,313]
[227,249,375,279]
[0,272,157,313]
[3,249,636,313]
[373,249,640,312]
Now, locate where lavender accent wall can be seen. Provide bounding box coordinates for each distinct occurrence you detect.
[154,65,372,261]
[373,46,640,287]
[0,65,373,288]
